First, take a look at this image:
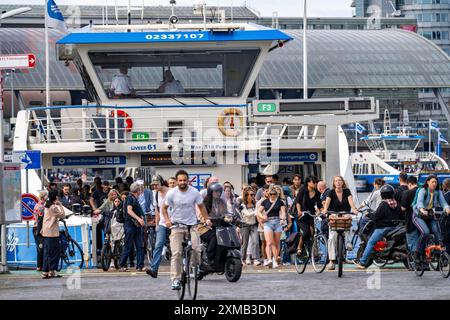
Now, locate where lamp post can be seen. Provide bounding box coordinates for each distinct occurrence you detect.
[303,0,308,100]
[0,6,32,274]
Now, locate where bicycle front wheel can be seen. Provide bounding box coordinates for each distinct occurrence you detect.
[100,245,112,272]
[294,245,310,274]
[439,252,450,278]
[60,239,84,271]
[337,234,344,278]
[311,235,328,273]
[186,250,198,300]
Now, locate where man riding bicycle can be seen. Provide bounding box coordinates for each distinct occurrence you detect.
[161,170,212,290]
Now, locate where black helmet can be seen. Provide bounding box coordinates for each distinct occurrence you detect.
[380,184,395,200]
[207,182,223,195]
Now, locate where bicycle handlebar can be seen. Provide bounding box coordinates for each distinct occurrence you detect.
[326,211,355,216]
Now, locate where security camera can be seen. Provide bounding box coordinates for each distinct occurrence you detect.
[169,15,179,24]
[167,144,173,150]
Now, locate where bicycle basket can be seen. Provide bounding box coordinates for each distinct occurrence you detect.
[328,214,352,231]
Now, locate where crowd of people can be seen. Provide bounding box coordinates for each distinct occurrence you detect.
[31,170,450,286]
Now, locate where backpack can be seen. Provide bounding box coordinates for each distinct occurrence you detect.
[411,187,425,209]
[290,186,307,218]
[115,205,125,223]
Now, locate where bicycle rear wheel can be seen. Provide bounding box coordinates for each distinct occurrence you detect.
[311,235,328,273]
[113,241,122,270]
[100,244,112,271]
[414,256,425,277]
[294,244,310,274]
[146,229,155,265]
[337,234,344,278]
[439,252,450,278]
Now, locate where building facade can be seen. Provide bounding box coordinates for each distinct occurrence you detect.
[352,0,450,55]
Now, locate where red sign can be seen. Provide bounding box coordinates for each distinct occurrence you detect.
[0,54,36,69]
[400,25,417,33]
[21,193,39,221]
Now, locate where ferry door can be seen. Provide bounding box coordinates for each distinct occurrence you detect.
[278,163,322,181]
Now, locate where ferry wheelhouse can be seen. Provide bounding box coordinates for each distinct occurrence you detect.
[352,130,449,191]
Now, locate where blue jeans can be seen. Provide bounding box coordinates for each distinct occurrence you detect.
[150,225,169,272]
[120,224,144,268]
[360,227,396,265]
[412,215,441,254]
[406,229,419,253]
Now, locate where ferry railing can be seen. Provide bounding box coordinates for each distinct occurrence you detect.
[26,106,326,144]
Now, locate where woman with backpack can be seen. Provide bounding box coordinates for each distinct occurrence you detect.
[412,175,450,261]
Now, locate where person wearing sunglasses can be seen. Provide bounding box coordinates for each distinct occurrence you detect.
[238,188,261,266]
[257,186,286,268]
[294,176,322,256]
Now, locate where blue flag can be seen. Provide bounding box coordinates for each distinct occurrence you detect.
[355,122,366,134]
[430,119,439,130]
[47,0,67,32]
[439,132,448,144]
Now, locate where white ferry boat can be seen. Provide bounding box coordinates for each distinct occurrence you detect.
[351,120,449,192]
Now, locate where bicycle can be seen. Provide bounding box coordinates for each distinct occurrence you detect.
[413,211,450,278]
[100,226,125,271]
[293,211,328,274]
[57,216,84,272]
[171,223,199,301]
[327,211,353,278]
[143,213,157,266]
[310,212,329,273]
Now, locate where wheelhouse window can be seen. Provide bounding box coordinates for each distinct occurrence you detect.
[384,139,420,151]
[89,49,260,99]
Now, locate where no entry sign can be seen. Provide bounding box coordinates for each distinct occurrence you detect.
[21,193,39,221]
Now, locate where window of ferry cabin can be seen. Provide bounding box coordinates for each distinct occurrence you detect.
[88,49,261,99]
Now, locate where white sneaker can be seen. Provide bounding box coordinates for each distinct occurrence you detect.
[272,258,279,269]
[263,259,271,267]
[254,260,262,266]
[245,258,252,265]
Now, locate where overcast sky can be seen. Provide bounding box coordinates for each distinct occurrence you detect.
[0,0,354,17]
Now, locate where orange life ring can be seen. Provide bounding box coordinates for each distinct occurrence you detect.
[217,108,244,137]
[111,110,133,133]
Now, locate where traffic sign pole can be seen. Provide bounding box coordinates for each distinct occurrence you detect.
[0,54,36,272]
[0,69,5,273]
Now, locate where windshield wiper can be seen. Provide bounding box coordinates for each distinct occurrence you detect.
[138,97,154,106]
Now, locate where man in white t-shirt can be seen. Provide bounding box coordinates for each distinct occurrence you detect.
[110,65,134,97]
[162,170,211,290]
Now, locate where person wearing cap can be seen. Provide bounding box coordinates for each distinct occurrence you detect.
[146,175,170,278]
